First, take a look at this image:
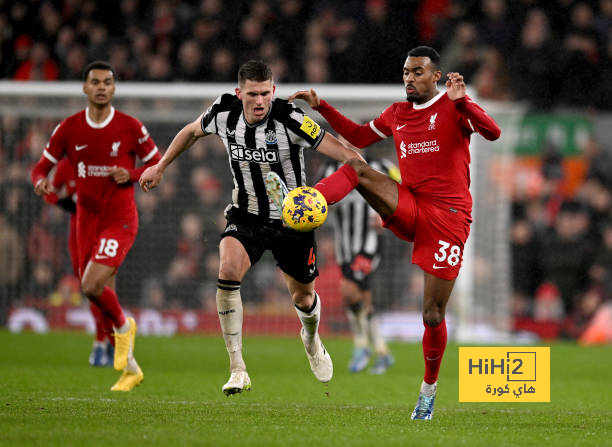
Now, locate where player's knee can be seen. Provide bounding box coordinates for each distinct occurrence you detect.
[292,290,315,309]
[80,278,104,298]
[423,308,444,327]
[218,262,243,282]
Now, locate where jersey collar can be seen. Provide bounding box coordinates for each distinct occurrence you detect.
[85,106,115,129]
[412,91,445,110]
[242,102,272,128]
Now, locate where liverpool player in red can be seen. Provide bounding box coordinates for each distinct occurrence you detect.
[31,61,162,391]
[44,157,115,367]
[290,46,501,419]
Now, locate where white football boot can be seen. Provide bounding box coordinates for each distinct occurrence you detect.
[301,328,333,383]
[222,371,252,396]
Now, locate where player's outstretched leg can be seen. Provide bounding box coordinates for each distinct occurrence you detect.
[222,371,252,396]
[411,380,437,420]
[295,293,333,382]
[265,171,288,216]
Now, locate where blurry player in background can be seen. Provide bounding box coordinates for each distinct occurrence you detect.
[139,60,362,395]
[290,46,501,419]
[321,152,398,374]
[32,61,162,391]
[44,157,115,367]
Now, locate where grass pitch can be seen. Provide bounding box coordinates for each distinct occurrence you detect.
[0,331,610,447]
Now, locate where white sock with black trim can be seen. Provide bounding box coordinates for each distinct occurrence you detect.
[295,292,321,346]
[217,279,246,372]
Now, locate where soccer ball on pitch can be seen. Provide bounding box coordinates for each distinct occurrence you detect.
[282,186,328,232]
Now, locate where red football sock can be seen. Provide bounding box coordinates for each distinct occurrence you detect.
[89,302,106,342]
[314,163,359,205]
[90,286,126,329]
[422,319,447,384]
[102,313,115,345]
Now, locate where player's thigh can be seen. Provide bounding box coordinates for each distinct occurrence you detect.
[354,168,399,220]
[380,185,418,242]
[412,203,471,281]
[91,225,138,270]
[218,236,252,280]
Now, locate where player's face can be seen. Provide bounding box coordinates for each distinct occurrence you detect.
[236,79,275,125]
[83,69,115,106]
[402,56,441,103]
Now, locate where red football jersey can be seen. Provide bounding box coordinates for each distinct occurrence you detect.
[33,107,159,216]
[370,92,480,212]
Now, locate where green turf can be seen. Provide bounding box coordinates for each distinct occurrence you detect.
[0,331,610,447]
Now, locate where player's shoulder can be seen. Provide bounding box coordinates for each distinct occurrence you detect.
[113,109,143,126]
[271,97,301,118]
[210,93,241,113]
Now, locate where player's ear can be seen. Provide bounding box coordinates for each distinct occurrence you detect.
[235,87,242,99]
[433,70,442,83]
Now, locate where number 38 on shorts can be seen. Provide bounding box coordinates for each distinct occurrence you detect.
[434,240,462,267]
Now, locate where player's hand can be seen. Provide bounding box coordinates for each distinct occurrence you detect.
[108,166,130,184]
[34,178,52,196]
[139,165,163,192]
[288,89,321,108]
[446,72,466,101]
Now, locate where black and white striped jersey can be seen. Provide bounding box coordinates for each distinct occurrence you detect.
[323,158,398,266]
[201,94,326,219]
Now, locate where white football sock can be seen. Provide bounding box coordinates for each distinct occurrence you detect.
[367,312,389,355]
[295,292,321,346]
[346,303,368,349]
[420,380,437,397]
[115,319,130,334]
[217,280,246,372]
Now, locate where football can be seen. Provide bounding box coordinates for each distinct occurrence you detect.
[282,186,328,232]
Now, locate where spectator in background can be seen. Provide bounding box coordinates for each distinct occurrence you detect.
[13,41,59,81]
[176,39,205,82]
[510,204,541,317]
[476,0,515,53]
[209,47,236,82]
[59,44,87,80]
[538,201,595,315]
[0,212,25,325]
[509,8,559,109]
[440,21,482,81]
[473,47,510,101]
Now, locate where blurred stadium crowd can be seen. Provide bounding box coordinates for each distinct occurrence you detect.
[1,0,612,109]
[1,0,611,339]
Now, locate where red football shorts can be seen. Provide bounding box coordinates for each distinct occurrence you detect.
[382,184,471,280]
[76,206,138,277]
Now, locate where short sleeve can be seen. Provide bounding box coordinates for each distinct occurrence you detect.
[200,94,228,135]
[284,102,326,150]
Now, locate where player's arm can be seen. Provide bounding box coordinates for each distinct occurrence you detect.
[139,115,206,192]
[317,132,365,163]
[446,72,501,141]
[289,89,382,148]
[32,122,66,196]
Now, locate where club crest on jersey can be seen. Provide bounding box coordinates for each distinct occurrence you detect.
[110,141,121,157]
[428,113,438,130]
[265,130,277,145]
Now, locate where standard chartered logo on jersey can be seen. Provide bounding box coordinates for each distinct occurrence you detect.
[76,162,112,178]
[400,139,440,158]
[229,143,279,163]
